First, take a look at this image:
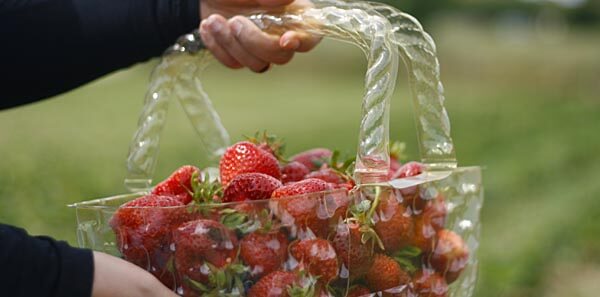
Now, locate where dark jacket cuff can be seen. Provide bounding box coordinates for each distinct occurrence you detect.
[54,242,95,297]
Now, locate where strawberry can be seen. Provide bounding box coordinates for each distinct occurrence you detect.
[272,178,331,199]
[305,168,344,184]
[290,148,332,171]
[413,269,448,297]
[271,179,333,237]
[390,161,424,206]
[240,231,289,279]
[173,219,239,286]
[347,285,371,297]
[109,194,192,288]
[219,141,282,186]
[331,221,373,281]
[430,230,469,284]
[422,196,447,231]
[152,165,200,204]
[373,193,414,254]
[248,270,298,297]
[410,214,437,253]
[305,167,355,192]
[281,161,310,184]
[394,161,424,179]
[290,238,339,283]
[365,254,411,296]
[222,173,282,203]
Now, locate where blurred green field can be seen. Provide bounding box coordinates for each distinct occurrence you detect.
[1,20,599,296]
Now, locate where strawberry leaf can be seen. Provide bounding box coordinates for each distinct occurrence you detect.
[192,172,223,204]
[258,208,273,233]
[394,246,422,258]
[394,257,417,274]
[287,269,318,297]
[220,208,249,229]
[246,130,287,162]
[186,276,210,292]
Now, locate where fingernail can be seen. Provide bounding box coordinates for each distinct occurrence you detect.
[209,18,223,33]
[282,38,300,50]
[231,20,243,38]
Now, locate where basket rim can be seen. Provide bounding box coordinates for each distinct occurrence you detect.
[68,188,350,210]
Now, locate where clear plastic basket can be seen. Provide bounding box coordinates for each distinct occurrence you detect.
[70,1,483,296]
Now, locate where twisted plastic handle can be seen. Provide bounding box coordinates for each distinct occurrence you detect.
[125,0,456,191]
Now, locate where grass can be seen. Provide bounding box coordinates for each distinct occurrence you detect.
[1,21,599,296]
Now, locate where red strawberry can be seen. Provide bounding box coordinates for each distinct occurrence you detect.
[173,219,239,285]
[248,270,299,297]
[347,285,372,297]
[222,173,282,203]
[291,148,332,171]
[331,222,373,281]
[240,231,289,279]
[413,269,449,297]
[422,196,447,230]
[388,159,402,180]
[281,161,310,184]
[219,141,282,186]
[152,165,200,204]
[365,254,411,296]
[109,194,192,288]
[393,161,424,179]
[390,162,424,205]
[271,179,333,237]
[373,193,414,254]
[430,230,469,283]
[305,168,343,184]
[411,214,437,253]
[306,167,356,193]
[290,239,339,283]
[272,178,331,199]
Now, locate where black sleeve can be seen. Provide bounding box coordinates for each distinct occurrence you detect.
[0,223,94,297]
[0,0,200,110]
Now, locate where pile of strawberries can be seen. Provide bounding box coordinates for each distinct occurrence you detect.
[109,134,469,297]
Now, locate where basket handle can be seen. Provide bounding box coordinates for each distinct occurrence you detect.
[124,1,455,191]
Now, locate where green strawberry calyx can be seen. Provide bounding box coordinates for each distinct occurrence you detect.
[327,150,356,183]
[345,187,386,251]
[287,268,319,297]
[219,208,273,234]
[186,259,249,296]
[246,130,287,162]
[191,172,223,204]
[391,246,422,274]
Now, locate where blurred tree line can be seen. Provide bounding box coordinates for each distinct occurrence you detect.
[375,0,600,26]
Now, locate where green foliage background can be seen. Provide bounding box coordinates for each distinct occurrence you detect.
[1,3,599,297]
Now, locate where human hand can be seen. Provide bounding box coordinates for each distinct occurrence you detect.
[91,251,178,297]
[199,0,320,72]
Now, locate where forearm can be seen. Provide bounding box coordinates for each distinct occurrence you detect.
[0,0,200,109]
[92,251,178,297]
